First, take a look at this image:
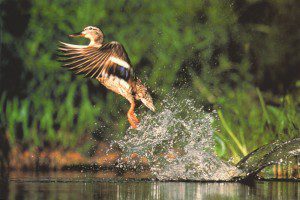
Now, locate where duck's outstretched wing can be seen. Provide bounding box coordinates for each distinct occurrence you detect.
[58,41,133,80]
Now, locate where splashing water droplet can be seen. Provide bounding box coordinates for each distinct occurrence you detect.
[115,96,241,181]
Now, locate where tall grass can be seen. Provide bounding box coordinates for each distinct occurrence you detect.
[0,83,102,150]
[214,88,299,163]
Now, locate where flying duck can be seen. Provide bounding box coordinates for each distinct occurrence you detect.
[58,26,155,129]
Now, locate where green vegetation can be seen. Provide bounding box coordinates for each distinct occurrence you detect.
[1,0,299,162]
[214,88,299,162]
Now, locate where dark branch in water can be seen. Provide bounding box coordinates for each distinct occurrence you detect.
[235,138,300,181]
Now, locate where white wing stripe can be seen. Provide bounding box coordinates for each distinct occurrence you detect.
[110,56,130,69]
[59,42,87,49]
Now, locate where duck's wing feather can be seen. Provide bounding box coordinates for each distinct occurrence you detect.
[58,41,133,80]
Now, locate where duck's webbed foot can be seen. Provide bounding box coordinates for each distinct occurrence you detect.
[127,112,139,129]
[127,102,139,129]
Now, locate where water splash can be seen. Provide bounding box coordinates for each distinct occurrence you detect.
[114,95,300,181]
[116,97,241,181]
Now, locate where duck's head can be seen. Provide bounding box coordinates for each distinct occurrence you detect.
[135,79,155,112]
[69,26,104,46]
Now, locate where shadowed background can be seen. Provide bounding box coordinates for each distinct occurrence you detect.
[0,0,299,170]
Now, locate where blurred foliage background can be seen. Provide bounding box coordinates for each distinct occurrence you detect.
[0,0,299,162]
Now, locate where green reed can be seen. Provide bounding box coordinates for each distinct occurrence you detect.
[0,83,101,150]
[214,88,299,163]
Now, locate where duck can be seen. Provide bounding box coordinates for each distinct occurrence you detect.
[58,26,155,129]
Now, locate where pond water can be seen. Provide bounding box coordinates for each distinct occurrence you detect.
[1,172,299,200]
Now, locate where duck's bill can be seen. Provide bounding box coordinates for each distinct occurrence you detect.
[141,98,156,112]
[69,32,84,37]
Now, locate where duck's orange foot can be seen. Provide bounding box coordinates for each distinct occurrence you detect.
[127,111,140,129]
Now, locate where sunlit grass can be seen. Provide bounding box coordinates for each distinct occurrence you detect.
[214,88,299,163]
[0,83,102,150]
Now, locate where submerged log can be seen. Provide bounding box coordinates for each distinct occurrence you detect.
[236,138,300,181]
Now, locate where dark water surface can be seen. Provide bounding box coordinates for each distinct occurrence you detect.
[0,172,299,200]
